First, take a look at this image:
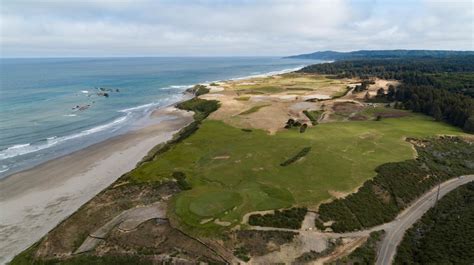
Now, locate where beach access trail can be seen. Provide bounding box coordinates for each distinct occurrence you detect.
[0,107,193,264]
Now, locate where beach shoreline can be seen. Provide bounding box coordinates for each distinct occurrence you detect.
[0,65,309,264]
[0,106,194,264]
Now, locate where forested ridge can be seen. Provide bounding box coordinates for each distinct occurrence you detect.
[287,50,474,60]
[299,56,474,132]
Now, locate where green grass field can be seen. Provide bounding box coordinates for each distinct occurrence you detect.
[128,114,464,234]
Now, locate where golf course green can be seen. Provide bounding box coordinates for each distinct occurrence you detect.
[128,112,464,234]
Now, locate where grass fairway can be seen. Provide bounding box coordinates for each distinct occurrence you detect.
[228,73,349,96]
[129,114,464,234]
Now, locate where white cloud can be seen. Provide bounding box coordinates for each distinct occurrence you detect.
[0,0,472,57]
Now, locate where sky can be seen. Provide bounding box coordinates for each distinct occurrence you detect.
[1,0,473,57]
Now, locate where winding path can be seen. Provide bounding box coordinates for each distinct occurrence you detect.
[74,201,166,254]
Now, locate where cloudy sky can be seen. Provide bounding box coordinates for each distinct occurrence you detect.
[1,0,472,57]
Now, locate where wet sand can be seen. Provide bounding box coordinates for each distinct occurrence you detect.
[0,107,194,264]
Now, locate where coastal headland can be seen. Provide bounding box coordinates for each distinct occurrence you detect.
[6,69,473,264]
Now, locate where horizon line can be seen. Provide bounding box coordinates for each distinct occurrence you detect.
[2,48,473,59]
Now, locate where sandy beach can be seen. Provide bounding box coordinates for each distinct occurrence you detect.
[0,107,194,264]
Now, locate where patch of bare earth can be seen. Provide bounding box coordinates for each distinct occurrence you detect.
[351,78,400,100]
[34,182,178,260]
[316,237,368,264]
[349,114,368,121]
[230,230,298,257]
[200,74,358,133]
[29,181,229,263]
[96,220,224,263]
[328,190,350,199]
[301,212,317,231]
[249,232,329,264]
[332,101,365,120]
[241,210,275,225]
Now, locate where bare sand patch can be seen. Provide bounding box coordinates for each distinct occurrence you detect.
[200,218,214,224]
[242,210,275,225]
[209,86,225,92]
[350,78,400,100]
[214,219,232,226]
[301,94,332,101]
[213,156,230,160]
[328,190,350,199]
[249,233,328,264]
[315,237,368,264]
[199,74,360,133]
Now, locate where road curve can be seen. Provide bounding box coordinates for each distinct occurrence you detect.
[376,175,474,265]
[245,175,474,264]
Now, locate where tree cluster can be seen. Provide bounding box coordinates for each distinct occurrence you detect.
[248,207,307,229]
[353,79,375,93]
[186,84,210,96]
[280,147,312,166]
[331,231,384,265]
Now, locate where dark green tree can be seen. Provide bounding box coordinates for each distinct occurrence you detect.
[463,116,474,132]
[432,105,443,121]
[387,85,396,100]
[376,88,385,97]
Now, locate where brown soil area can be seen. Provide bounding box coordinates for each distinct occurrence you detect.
[333,101,365,116]
[96,220,224,263]
[328,190,350,199]
[33,182,179,260]
[232,230,297,257]
[317,237,368,264]
[349,114,368,121]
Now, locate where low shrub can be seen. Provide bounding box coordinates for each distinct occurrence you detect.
[187,84,210,96]
[303,110,322,125]
[248,207,307,229]
[172,171,191,190]
[299,123,308,133]
[280,147,311,166]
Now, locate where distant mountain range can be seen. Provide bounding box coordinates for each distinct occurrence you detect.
[285,50,474,60]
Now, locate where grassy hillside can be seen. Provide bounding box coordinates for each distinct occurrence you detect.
[127,114,463,234]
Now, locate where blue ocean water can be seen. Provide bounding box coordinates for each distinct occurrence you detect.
[0,57,316,178]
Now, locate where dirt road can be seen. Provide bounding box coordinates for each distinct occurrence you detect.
[74,201,166,254]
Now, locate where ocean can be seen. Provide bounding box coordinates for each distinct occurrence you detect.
[0,57,317,178]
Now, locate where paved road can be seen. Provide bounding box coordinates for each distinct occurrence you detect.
[247,175,474,265]
[376,175,474,265]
